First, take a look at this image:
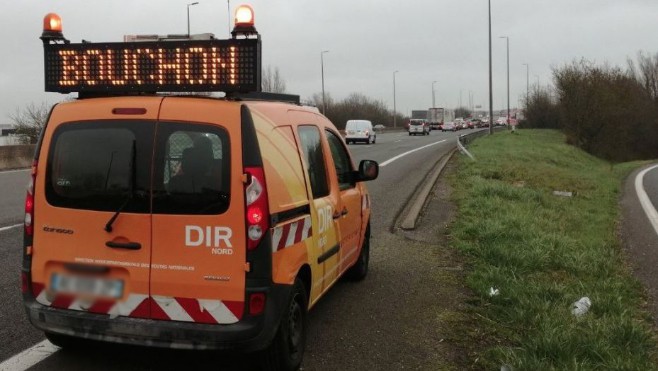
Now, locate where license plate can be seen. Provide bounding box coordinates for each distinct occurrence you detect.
[51,274,124,299]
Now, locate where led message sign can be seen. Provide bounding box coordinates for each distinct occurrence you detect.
[44,39,261,93]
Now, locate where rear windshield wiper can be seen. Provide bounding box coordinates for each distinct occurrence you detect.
[105,140,136,233]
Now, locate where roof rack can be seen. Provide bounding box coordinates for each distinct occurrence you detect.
[227,92,300,105]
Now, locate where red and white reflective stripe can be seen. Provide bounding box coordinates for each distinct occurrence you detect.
[32,282,242,324]
[33,283,51,306]
[152,296,240,324]
[362,194,370,211]
[108,294,149,317]
[271,215,312,252]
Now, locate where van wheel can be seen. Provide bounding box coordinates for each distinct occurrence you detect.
[262,279,307,371]
[346,223,370,281]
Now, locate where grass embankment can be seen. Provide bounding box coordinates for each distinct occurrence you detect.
[450,129,658,370]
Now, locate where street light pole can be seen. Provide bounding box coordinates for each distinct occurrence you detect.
[523,63,529,108]
[488,0,493,135]
[432,81,437,108]
[187,2,199,37]
[393,70,399,128]
[321,50,329,115]
[500,36,509,128]
[227,0,231,36]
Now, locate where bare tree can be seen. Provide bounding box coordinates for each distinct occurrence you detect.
[523,83,560,129]
[261,66,287,93]
[628,51,658,101]
[9,102,50,144]
[554,59,657,162]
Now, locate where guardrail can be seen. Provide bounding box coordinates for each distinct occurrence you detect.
[457,127,505,159]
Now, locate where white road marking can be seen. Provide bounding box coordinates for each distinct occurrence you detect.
[380,140,447,167]
[0,340,59,371]
[0,223,22,233]
[635,164,658,237]
[394,140,401,143]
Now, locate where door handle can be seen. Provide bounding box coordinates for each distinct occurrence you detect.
[333,207,348,220]
[106,241,142,250]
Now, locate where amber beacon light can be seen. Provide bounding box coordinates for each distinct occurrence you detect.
[232,5,257,37]
[41,13,66,42]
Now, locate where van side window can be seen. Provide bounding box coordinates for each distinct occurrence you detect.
[153,123,230,215]
[325,130,355,190]
[297,125,330,199]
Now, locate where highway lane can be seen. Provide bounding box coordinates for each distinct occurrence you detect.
[0,129,465,370]
[0,169,30,227]
[620,164,658,330]
[348,129,463,234]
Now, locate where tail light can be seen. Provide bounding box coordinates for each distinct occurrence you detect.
[25,160,37,236]
[249,292,266,316]
[22,160,38,294]
[244,167,269,250]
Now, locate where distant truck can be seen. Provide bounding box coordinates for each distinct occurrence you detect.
[411,110,428,120]
[427,108,453,130]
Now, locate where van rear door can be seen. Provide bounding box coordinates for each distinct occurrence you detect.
[31,98,161,319]
[149,98,246,324]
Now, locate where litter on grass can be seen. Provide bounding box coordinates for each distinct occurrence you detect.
[488,287,500,297]
[571,296,592,316]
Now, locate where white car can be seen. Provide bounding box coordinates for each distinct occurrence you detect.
[408,119,429,136]
[345,120,376,144]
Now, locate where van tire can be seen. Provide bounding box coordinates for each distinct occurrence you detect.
[346,223,370,281]
[262,279,308,371]
[45,332,91,349]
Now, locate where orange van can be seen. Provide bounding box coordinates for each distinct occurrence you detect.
[22,8,378,371]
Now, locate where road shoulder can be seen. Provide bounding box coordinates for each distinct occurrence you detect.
[397,156,480,368]
[620,164,658,326]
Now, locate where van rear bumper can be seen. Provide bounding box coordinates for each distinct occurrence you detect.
[23,284,291,352]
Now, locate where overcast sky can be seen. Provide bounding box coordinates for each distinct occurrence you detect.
[2,0,657,123]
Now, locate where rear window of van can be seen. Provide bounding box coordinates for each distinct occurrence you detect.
[46,121,230,215]
[346,121,370,130]
[46,121,154,213]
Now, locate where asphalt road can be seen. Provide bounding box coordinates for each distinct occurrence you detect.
[0,129,468,370]
[644,165,658,212]
[0,168,30,227]
[621,164,658,327]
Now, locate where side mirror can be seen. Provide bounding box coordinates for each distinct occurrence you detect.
[355,159,379,182]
